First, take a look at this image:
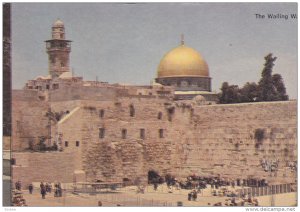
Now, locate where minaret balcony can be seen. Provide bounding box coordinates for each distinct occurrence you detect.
[46,46,71,52]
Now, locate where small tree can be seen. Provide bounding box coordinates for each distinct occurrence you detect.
[219,82,241,104]
[257,53,278,101]
[272,74,289,101]
[219,82,229,103]
[240,82,258,102]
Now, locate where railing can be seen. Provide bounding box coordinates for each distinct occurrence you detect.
[96,193,173,206]
[236,183,296,198]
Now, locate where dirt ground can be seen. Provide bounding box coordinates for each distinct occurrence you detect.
[18,184,297,207]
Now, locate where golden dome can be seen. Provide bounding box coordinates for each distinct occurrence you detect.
[157,44,209,78]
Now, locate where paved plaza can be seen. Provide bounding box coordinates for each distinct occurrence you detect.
[15,184,297,207]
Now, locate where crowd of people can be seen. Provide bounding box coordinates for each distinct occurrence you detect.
[40,182,62,198]
[223,195,259,206]
[147,173,267,206]
[14,174,266,206]
[25,181,62,199]
[187,190,198,201]
[159,174,268,191]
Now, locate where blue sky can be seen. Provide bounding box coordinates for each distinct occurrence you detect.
[11,3,297,98]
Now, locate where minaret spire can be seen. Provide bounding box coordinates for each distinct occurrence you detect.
[181,34,184,45]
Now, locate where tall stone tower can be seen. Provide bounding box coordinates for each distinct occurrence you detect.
[45,19,71,77]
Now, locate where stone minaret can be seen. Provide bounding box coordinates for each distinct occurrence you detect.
[45,19,72,77]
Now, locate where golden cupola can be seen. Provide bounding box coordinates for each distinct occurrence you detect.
[155,36,213,100]
[157,42,209,78]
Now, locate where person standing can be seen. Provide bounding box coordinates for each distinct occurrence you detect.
[154,183,158,191]
[40,182,46,199]
[54,183,58,197]
[28,184,33,194]
[188,192,192,201]
[15,181,21,190]
[58,183,62,197]
[15,181,18,190]
[45,183,49,193]
[49,183,52,193]
[192,190,197,201]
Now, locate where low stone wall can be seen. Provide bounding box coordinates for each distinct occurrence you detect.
[12,151,81,186]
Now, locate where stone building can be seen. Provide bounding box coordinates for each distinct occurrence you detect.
[11,20,297,187]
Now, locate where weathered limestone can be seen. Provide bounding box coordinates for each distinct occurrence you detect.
[11,87,297,186]
[12,152,81,185]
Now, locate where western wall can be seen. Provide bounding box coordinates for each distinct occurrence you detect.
[10,18,297,189]
[12,87,297,186]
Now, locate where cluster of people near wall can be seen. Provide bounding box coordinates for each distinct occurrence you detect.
[39,182,62,199]
[187,190,197,201]
[149,173,268,192]
[147,173,268,206]
[209,191,259,206]
[13,173,268,206]
[185,175,268,189]
[14,181,63,200]
[223,195,259,206]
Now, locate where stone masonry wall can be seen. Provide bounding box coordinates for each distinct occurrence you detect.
[176,101,297,184]
[12,93,49,151]
[12,91,297,185]
[49,86,118,101]
[78,97,177,183]
[12,151,81,186]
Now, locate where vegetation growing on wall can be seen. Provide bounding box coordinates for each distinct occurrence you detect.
[28,136,58,151]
